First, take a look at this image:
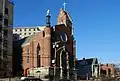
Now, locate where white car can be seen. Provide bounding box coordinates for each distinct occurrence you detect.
[21,77,28,80]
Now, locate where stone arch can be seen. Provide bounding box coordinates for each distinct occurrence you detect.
[24,68,29,76]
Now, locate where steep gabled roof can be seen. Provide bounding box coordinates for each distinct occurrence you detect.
[57,8,72,25]
[21,34,35,47]
[66,12,72,23]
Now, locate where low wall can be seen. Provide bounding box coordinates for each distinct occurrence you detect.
[0,77,21,81]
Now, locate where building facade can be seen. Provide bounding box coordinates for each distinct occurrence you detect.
[13,26,45,41]
[115,64,120,78]
[100,64,115,77]
[0,0,14,77]
[76,58,99,80]
[13,8,76,80]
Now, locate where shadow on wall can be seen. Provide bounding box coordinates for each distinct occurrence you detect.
[13,34,20,42]
[12,37,27,77]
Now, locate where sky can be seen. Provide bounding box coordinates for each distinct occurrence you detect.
[14,0,120,63]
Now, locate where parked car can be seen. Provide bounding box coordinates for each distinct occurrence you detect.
[21,76,43,81]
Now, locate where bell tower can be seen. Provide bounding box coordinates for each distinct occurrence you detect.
[57,8,72,28]
[46,9,51,27]
[43,9,51,66]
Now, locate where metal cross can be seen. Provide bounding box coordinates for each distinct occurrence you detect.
[63,0,67,11]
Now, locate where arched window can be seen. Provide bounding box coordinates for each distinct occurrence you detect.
[37,43,41,67]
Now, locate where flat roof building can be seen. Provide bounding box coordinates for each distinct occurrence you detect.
[13,26,45,41]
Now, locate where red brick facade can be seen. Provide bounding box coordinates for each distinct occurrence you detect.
[100,64,115,77]
[22,27,51,76]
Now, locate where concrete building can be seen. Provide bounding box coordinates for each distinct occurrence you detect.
[13,26,45,41]
[13,8,76,80]
[0,0,14,77]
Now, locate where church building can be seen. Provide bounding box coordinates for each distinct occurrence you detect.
[13,8,76,81]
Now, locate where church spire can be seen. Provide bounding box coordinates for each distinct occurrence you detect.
[63,0,67,11]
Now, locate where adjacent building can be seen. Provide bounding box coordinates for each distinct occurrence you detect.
[76,58,99,80]
[13,8,76,81]
[100,64,115,77]
[115,64,120,77]
[13,26,45,41]
[0,0,14,77]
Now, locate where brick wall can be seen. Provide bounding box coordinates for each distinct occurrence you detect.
[22,27,51,76]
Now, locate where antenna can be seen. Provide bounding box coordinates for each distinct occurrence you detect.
[63,0,67,11]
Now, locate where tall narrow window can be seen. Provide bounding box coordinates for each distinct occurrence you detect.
[0,49,1,57]
[3,50,7,58]
[3,62,7,68]
[0,37,2,44]
[27,48,29,63]
[37,43,40,67]
[0,14,2,21]
[33,28,35,31]
[4,29,8,37]
[4,19,8,26]
[3,40,7,47]
[0,26,2,32]
[5,8,8,14]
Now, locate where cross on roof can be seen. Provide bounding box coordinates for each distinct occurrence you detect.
[63,0,67,11]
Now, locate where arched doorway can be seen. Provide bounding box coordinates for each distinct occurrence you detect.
[24,68,29,76]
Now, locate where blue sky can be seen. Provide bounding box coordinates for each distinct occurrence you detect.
[14,0,120,63]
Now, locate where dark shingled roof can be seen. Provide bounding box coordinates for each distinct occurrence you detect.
[76,58,98,65]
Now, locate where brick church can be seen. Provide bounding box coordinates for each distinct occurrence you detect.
[13,8,76,80]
